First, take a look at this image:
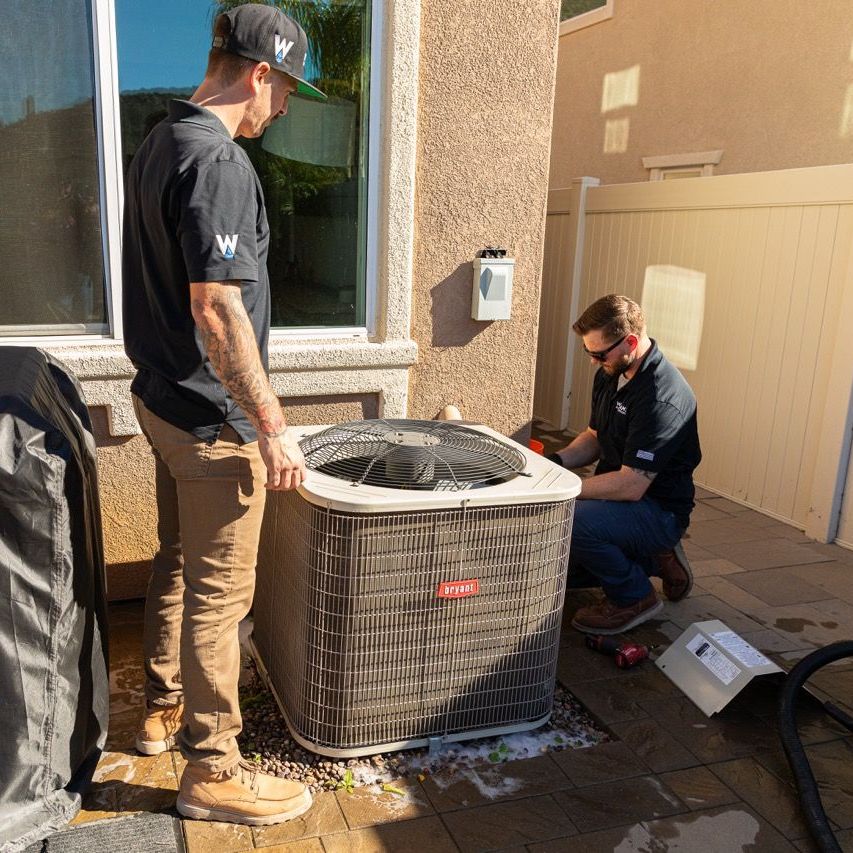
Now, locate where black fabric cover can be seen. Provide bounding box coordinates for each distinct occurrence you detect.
[0,348,109,853]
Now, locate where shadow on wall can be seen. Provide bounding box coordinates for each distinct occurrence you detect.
[511,419,534,447]
[431,262,491,348]
[90,406,135,449]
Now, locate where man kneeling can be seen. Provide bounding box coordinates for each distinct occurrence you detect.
[550,295,702,635]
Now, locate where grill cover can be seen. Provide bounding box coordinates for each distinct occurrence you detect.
[0,348,109,852]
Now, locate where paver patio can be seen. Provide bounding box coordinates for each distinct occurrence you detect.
[26,423,853,852]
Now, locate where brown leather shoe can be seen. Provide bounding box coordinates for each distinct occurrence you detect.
[135,703,183,755]
[177,760,313,825]
[571,591,663,635]
[655,542,693,601]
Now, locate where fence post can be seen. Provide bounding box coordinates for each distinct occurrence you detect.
[805,231,853,543]
[558,176,599,429]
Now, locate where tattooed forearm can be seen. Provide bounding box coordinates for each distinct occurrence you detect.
[630,467,658,482]
[191,283,285,436]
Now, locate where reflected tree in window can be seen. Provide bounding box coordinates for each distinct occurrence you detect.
[217,0,370,328]
[560,0,606,21]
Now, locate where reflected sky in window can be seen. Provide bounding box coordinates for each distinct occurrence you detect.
[117,0,210,92]
[0,0,95,123]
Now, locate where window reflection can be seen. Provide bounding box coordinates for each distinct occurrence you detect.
[117,0,371,328]
[641,265,706,371]
[603,117,630,153]
[0,0,106,334]
[601,65,640,114]
[840,82,853,139]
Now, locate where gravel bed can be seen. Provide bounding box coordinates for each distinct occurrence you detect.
[236,656,608,796]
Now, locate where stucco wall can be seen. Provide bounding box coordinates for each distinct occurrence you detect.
[550,0,853,187]
[407,0,562,439]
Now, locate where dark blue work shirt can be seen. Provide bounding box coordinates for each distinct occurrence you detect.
[589,340,702,529]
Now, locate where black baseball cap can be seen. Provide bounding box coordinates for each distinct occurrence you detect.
[212,3,326,100]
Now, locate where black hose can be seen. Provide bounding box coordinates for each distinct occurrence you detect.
[778,640,853,853]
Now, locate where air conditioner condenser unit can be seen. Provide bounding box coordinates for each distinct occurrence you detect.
[252,419,581,757]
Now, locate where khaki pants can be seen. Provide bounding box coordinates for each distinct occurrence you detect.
[133,396,266,771]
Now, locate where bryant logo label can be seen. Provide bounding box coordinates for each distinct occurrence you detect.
[615,401,627,415]
[274,33,294,63]
[437,579,480,599]
[215,234,239,259]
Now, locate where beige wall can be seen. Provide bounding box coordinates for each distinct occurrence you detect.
[407,0,561,439]
[551,0,853,187]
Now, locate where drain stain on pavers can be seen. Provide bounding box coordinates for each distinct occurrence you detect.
[773,618,814,632]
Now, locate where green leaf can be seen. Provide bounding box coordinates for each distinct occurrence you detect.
[498,743,509,754]
[488,751,501,763]
[239,693,265,710]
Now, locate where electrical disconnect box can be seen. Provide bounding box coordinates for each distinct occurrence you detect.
[472,248,514,321]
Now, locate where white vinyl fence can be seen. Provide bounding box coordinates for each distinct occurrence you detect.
[535,165,853,543]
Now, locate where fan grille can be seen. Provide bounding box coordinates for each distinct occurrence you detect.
[300,419,526,491]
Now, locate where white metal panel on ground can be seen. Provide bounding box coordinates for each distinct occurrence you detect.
[560,164,853,535]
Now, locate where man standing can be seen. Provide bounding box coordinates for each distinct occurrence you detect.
[122,4,324,825]
[550,295,701,635]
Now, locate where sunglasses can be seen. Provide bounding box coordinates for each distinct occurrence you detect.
[583,335,627,361]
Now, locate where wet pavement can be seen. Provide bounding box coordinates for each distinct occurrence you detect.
[40,425,853,852]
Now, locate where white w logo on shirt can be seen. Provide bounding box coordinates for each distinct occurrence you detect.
[215,234,239,259]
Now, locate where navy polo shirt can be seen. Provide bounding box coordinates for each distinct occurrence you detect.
[122,100,270,443]
[589,341,702,529]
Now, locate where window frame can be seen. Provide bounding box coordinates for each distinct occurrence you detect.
[559,0,614,37]
[642,150,724,181]
[94,0,125,341]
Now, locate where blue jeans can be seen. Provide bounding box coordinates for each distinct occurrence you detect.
[568,498,683,606]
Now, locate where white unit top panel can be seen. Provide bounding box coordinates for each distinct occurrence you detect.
[293,422,581,513]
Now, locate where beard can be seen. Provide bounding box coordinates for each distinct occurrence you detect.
[603,352,634,376]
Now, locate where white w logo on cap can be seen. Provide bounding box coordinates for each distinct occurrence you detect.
[274,33,294,63]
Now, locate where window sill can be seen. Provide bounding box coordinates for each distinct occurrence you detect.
[21,336,418,437]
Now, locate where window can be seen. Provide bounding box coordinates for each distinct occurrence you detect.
[560,0,613,36]
[0,0,107,336]
[642,150,724,181]
[116,0,373,330]
[660,169,704,180]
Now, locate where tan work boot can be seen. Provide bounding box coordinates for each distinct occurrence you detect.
[571,591,663,635]
[135,703,183,755]
[177,760,313,825]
